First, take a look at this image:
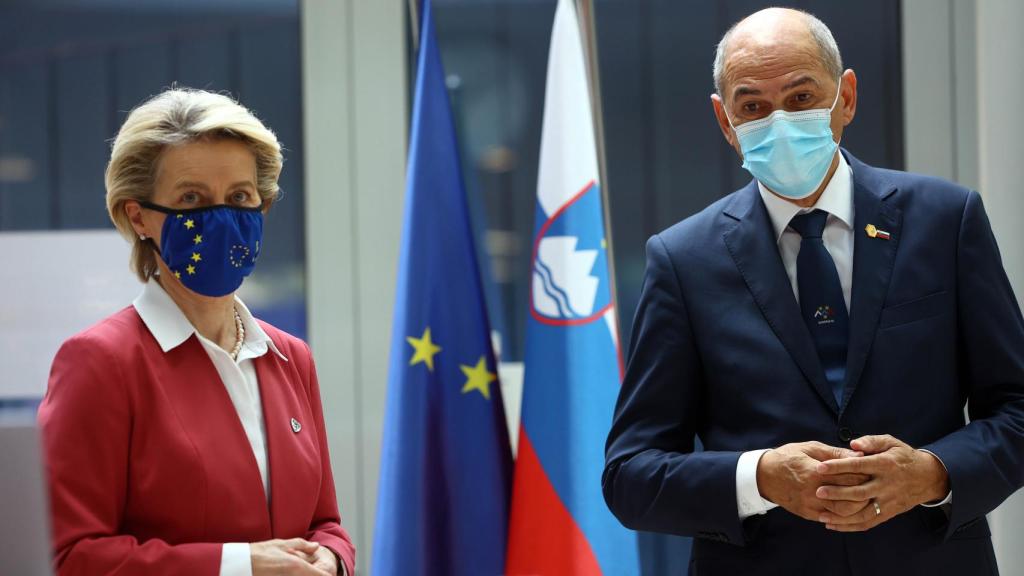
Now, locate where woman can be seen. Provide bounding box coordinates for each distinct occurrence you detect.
[38,88,355,576]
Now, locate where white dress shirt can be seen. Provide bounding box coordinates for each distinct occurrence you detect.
[735,153,952,519]
[134,280,284,576]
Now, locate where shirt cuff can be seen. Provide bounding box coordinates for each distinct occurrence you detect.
[220,543,253,576]
[918,449,953,507]
[736,449,780,519]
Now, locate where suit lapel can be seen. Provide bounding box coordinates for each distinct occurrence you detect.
[841,154,900,412]
[723,183,839,413]
[257,355,293,537]
[159,337,272,536]
[256,345,320,538]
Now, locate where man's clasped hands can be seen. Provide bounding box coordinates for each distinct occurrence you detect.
[756,435,951,531]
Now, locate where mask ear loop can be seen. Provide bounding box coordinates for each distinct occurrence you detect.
[828,77,843,112]
[828,77,844,152]
[138,200,175,214]
[722,97,755,150]
[722,98,739,132]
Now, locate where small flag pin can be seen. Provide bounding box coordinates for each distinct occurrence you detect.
[865,224,891,240]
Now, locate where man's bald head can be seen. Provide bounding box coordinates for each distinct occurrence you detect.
[713,7,842,96]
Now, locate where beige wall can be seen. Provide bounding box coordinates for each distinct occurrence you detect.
[904,0,1024,571]
[976,0,1024,570]
[302,1,406,573]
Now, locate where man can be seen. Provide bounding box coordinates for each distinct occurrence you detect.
[603,7,1024,576]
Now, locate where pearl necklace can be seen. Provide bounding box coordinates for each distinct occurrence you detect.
[230,308,245,361]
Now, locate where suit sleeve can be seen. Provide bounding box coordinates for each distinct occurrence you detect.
[922,190,1024,539]
[603,234,746,545]
[300,342,357,575]
[38,334,222,575]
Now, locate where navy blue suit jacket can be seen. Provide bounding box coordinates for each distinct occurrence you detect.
[603,150,1024,575]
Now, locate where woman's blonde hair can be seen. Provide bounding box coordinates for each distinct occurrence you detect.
[105,88,283,282]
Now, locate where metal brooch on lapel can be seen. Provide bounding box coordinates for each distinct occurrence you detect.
[865,224,891,240]
[290,418,301,433]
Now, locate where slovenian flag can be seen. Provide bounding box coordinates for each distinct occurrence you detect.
[372,0,513,573]
[505,0,639,573]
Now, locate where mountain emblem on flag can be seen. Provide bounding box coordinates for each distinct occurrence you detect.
[530,181,612,325]
[533,236,599,319]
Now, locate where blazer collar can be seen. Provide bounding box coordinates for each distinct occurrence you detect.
[841,150,900,412]
[758,152,855,243]
[133,279,287,361]
[723,180,838,412]
[722,148,900,414]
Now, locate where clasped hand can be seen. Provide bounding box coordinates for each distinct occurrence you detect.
[251,538,338,576]
[756,435,949,532]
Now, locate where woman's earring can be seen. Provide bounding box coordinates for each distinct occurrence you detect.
[139,234,148,240]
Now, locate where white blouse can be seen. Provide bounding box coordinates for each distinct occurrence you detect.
[133,280,286,576]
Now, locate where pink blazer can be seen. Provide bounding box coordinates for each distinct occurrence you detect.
[38,306,356,575]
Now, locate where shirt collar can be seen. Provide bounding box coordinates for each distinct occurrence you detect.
[133,280,287,361]
[757,152,854,243]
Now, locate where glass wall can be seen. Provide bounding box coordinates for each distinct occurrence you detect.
[0,0,306,337]
[429,0,904,570]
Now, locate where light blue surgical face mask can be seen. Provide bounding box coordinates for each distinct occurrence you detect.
[726,81,842,200]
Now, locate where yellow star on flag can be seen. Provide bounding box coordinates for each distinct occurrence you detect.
[186,264,196,275]
[191,252,202,262]
[184,219,195,230]
[174,271,181,279]
[460,356,496,400]
[407,327,442,371]
[193,234,203,245]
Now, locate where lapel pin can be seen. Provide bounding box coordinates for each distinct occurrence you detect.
[865,224,891,240]
[290,418,302,433]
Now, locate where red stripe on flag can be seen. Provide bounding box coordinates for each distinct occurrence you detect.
[506,428,602,575]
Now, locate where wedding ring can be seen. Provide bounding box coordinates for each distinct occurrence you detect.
[873,501,881,516]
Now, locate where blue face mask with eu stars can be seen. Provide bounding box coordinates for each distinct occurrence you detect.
[141,201,263,297]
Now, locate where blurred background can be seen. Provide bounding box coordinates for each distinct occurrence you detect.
[1,0,1021,573]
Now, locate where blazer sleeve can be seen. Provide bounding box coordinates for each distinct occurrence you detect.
[38,333,222,576]
[923,190,1024,540]
[602,234,746,545]
[299,341,357,575]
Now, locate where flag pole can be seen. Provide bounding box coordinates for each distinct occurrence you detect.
[575,0,623,360]
[408,0,421,55]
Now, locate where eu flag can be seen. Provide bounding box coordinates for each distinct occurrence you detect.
[372,1,512,574]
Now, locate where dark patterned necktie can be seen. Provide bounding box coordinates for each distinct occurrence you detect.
[789,209,849,406]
